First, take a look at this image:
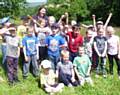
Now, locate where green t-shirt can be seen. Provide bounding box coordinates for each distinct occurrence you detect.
[73,54,91,77]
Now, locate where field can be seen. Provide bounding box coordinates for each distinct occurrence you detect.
[0,27,120,95]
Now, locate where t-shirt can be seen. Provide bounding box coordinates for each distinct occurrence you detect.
[57,61,73,76]
[38,32,46,47]
[6,35,20,58]
[93,36,107,54]
[67,32,83,53]
[45,35,65,57]
[22,35,38,56]
[40,69,56,86]
[83,37,93,57]
[107,35,119,55]
[73,55,91,77]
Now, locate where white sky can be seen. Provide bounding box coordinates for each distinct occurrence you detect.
[26,0,47,3]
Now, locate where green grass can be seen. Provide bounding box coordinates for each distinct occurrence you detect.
[0,28,120,95]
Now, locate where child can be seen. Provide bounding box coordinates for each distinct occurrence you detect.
[106,26,120,79]
[5,25,20,85]
[45,23,65,70]
[66,24,83,62]
[22,26,39,79]
[73,46,93,86]
[93,28,107,78]
[83,29,93,60]
[56,50,79,87]
[40,60,64,94]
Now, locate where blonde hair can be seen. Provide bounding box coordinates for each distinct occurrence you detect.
[61,50,69,57]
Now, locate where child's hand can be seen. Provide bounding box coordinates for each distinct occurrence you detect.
[71,77,76,82]
[118,54,120,59]
[25,56,29,62]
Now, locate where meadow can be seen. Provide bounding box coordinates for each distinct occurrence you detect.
[0,27,120,95]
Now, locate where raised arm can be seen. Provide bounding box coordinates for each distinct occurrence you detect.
[104,13,112,29]
[92,14,97,32]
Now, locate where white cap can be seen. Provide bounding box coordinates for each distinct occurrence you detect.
[41,60,52,69]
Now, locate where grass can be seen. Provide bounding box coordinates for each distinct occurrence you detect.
[0,27,120,95]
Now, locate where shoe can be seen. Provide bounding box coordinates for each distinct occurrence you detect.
[8,81,14,86]
[14,79,20,83]
[23,76,27,80]
[118,76,120,80]
[103,75,107,78]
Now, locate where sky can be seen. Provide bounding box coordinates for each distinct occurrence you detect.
[26,0,47,3]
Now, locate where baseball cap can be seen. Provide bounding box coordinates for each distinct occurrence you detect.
[41,60,52,69]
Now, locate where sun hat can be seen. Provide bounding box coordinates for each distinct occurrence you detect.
[41,60,52,69]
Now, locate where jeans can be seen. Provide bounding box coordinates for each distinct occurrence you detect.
[107,54,120,75]
[23,54,39,77]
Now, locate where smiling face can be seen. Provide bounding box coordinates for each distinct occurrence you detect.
[78,46,85,56]
[97,28,104,36]
[39,7,46,17]
[106,26,115,37]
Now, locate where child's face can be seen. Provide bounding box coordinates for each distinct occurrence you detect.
[62,55,69,62]
[78,47,84,56]
[86,30,92,38]
[27,27,34,36]
[43,68,50,74]
[97,28,104,36]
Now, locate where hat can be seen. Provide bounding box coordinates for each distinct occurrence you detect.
[97,21,103,25]
[0,17,10,24]
[8,27,16,31]
[41,60,52,69]
[88,24,93,29]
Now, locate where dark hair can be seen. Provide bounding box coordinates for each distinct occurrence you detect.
[37,5,47,15]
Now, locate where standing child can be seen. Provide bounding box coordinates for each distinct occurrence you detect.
[93,28,107,78]
[22,26,39,79]
[5,24,20,85]
[45,24,65,70]
[56,50,79,87]
[106,26,120,79]
[83,29,94,60]
[40,60,64,94]
[73,46,93,86]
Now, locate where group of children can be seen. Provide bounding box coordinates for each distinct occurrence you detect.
[0,6,120,94]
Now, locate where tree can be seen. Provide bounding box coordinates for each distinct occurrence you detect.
[0,0,25,18]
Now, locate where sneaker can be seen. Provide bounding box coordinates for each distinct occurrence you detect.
[103,75,107,78]
[118,76,120,80]
[23,76,27,80]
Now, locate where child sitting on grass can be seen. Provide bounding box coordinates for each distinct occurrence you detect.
[40,60,64,94]
[73,46,93,86]
[56,50,80,87]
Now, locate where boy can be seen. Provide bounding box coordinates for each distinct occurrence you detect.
[106,26,120,79]
[93,28,107,78]
[73,46,93,86]
[66,24,83,62]
[40,60,64,94]
[22,26,39,79]
[5,24,20,85]
[56,50,79,87]
[45,23,65,70]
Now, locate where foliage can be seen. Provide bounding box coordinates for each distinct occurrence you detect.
[0,0,25,18]
[47,0,89,23]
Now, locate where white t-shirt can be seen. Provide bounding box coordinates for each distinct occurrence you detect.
[107,35,119,55]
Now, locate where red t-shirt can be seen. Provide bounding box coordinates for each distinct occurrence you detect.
[67,32,83,53]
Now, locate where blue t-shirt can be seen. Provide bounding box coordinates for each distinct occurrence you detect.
[45,35,65,57]
[22,36,38,56]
